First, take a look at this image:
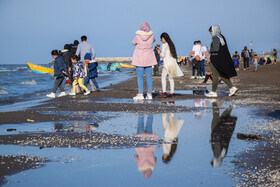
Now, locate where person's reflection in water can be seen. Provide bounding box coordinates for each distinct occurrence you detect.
[210,101,237,168]
[161,113,184,164]
[134,114,158,179]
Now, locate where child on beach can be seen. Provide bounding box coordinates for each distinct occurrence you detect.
[159,32,183,98]
[132,22,157,100]
[84,53,100,92]
[69,55,90,96]
[252,54,260,72]
[46,50,68,98]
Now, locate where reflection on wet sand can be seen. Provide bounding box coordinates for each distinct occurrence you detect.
[161,113,184,164]
[210,101,237,168]
[134,114,158,179]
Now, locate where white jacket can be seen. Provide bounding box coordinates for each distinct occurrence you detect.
[160,43,184,78]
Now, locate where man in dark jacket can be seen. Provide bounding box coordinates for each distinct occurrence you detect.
[241,46,250,70]
[153,44,160,76]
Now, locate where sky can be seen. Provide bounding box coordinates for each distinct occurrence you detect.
[0,0,279,64]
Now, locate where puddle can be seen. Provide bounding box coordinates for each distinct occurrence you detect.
[0,101,271,186]
[0,98,49,112]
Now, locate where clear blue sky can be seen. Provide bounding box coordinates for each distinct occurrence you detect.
[0,0,279,64]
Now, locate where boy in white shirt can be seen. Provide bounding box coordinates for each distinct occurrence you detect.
[190,41,202,79]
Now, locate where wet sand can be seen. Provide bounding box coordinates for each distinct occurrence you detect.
[1,61,280,186]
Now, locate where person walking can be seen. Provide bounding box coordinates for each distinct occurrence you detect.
[241,46,250,70]
[46,50,68,98]
[69,55,91,96]
[159,32,183,98]
[153,44,160,76]
[205,25,238,98]
[252,54,260,72]
[190,41,202,79]
[131,22,157,100]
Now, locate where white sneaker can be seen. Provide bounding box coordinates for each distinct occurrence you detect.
[69,92,76,96]
[84,90,91,95]
[133,94,144,100]
[46,92,56,98]
[58,92,66,97]
[198,76,203,80]
[229,87,238,96]
[145,93,153,100]
[189,76,195,79]
[205,91,218,98]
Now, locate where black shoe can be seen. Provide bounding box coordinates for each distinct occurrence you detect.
[159,92,168,98]
[167,93,175,98]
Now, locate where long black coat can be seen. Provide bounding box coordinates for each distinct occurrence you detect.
[210,34,237,78]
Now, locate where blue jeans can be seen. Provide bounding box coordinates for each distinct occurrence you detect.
[200,59,205,76]
[137,114,153,134]
[136,66,153,93]
[84,76,99,89]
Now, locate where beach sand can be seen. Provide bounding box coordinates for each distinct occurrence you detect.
[0,61,280,185]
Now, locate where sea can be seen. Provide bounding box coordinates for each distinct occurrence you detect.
[0,63,134,108]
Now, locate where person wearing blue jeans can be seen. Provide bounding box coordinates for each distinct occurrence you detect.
[131,22,157,100]
[135,66,153,100]
[200,59,206,78]
[137,114,153,134]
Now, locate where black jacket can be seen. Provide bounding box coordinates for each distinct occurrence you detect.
[210,34,237,78]
[54,56,67,78]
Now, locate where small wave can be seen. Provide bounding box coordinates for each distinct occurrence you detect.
[18,80,37,85]
[0,89,9,95]
[0,68,10,72]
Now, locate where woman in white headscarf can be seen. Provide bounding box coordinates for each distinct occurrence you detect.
[206,25,238,98]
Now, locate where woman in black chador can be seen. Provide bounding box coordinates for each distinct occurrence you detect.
[206,25,238,98]
[210,101,237,168]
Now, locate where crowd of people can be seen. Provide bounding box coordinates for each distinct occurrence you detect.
[46,35,99,98]
[46,22,278,99]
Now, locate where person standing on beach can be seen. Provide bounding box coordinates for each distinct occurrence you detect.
[153,44,161,76]
[76,36,96,91]
[199,41,208,78]
[76,36,95,62]
[131,22,157,100]
[159,32,183,98]
[241,46,250,70]
[190,41,202,79]
[252,54,260,72]
[46,50,68,98]
[69,55,91,96]
[205,25,238,98]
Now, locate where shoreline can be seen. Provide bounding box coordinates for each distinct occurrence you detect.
[0,61,280,185]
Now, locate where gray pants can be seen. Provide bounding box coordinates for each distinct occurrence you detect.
[209,63,233,92]
[52,77,65,93]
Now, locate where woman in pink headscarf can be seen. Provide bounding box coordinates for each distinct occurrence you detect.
[132,22,157,100]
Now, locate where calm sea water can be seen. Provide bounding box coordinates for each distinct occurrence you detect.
[0,63,133,106]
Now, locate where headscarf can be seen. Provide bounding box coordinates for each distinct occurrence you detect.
[139,22,150,32]
[211,25,221,37]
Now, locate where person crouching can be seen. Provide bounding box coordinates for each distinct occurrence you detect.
[69,55,90,96]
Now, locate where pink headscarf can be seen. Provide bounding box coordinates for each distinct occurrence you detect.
[139,22,150,32]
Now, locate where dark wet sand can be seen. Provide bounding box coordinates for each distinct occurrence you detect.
[1,61,280,185]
